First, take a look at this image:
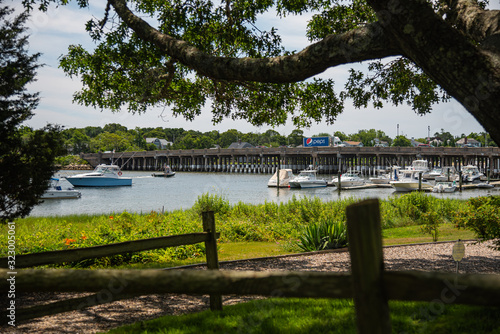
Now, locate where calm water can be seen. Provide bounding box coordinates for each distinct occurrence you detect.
[29,170,500,217]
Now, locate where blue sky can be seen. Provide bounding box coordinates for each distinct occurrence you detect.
[16,0,499,139]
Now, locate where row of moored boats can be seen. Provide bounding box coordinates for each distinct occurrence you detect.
[267,161,493,193]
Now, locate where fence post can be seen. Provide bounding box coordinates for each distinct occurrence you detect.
[202,211,222,311]
[346,198,391,334]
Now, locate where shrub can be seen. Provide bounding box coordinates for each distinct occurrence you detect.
[192,193,230,216]
[455,196,500,249]
[420,211,442,242]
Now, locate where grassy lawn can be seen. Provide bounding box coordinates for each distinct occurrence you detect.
[382,223,476,246]
[104,299,500,334]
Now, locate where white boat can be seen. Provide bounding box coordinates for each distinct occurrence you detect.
[152,165,176,177]
[369,169,391,185]
[390,169,433,192]
[434,166,459,182]
[476,182,494,189]
[289,169,327,188]
[332,171,365,187]
[408,159,430,173]
[267,169,295,187]
[432,181,457,193]
[461,165,484,183]
[41,178,81,199]
[423,167,442,180]
[65,164,132,187]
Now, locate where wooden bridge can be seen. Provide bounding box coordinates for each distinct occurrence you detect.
[80,146,500,175]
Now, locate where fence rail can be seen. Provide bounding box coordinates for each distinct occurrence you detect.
[0,232,219,268]
[3,268,500,304]
[2,269,500,324]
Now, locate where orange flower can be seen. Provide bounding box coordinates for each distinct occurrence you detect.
[81,235,87,240]
[64,238,76,245]
[109,216,114,220]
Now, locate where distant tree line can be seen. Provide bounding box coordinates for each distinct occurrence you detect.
[40,124,496,155]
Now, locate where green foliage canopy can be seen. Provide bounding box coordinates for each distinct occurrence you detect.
[21,0,500,144]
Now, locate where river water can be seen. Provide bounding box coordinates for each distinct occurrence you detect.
[29,170,500,217]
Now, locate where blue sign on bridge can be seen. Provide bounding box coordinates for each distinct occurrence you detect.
[303,137,330,147]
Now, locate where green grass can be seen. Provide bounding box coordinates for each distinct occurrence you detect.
[117,242,293,269]
[103,299,500,334]
[382,223,476,246]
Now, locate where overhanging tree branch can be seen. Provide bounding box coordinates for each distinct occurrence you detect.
[108,0,402,83]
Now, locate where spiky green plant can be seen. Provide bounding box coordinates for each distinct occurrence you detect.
[296,218,348,252]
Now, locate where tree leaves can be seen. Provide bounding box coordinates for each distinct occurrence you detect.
[0,3,63,223]
[25,0,498,136]
[344,58,451,114]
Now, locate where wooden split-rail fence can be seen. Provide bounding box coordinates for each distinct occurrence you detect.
[1,202,500,333]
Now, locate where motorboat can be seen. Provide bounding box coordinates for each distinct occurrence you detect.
[461,165,484,183]
[432,181,457,193]
[423,167,442,180]
[476,182,494,189]
[369,169,392,185]
[267,169,295,187]
[152,165,176,178]
[408,159,430,172]
[390,169,433,192]
[65,164,132,187]
[434,166,459,182]
[41,178,82,199]
[331,171,366,188]
[288,168,327,188]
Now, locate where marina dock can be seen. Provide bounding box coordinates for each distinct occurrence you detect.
[80,146,500,177]
[331,182,498,191]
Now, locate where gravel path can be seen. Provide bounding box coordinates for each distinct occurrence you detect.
[2,241,499,333]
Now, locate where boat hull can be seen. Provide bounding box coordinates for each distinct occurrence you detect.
[331,180,365,187]
[65,177,132,187]
[369,178,390,185]
[288,180,327,188]
[390,181,433,192]
[41,190,81,199]
[267,181,290,187]
[432,182,457,193]
[152,172,175,178]
[296,181,327,188]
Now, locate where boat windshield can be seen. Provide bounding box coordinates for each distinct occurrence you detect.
[463,166,478,172]
[411,160,428,170]
[95,165,120,174]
